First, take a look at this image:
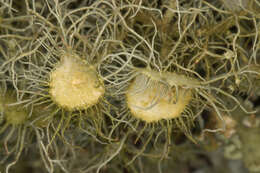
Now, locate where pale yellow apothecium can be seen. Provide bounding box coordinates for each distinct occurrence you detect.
[49,53,105,110]
[126,73,192,122]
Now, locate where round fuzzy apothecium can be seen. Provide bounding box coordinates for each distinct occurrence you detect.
[126,72,192,123]
[49,52,105,110]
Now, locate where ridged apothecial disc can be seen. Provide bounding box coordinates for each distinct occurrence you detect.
[126,73,192,122]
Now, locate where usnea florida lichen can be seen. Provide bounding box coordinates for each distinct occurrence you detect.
[0,0,260,172]
[99,39,257,147]
[2,0,120,148]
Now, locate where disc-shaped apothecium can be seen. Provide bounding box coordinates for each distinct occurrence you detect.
[49,53,105,110]
[126,72,192,122]
[0,90,28,125]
